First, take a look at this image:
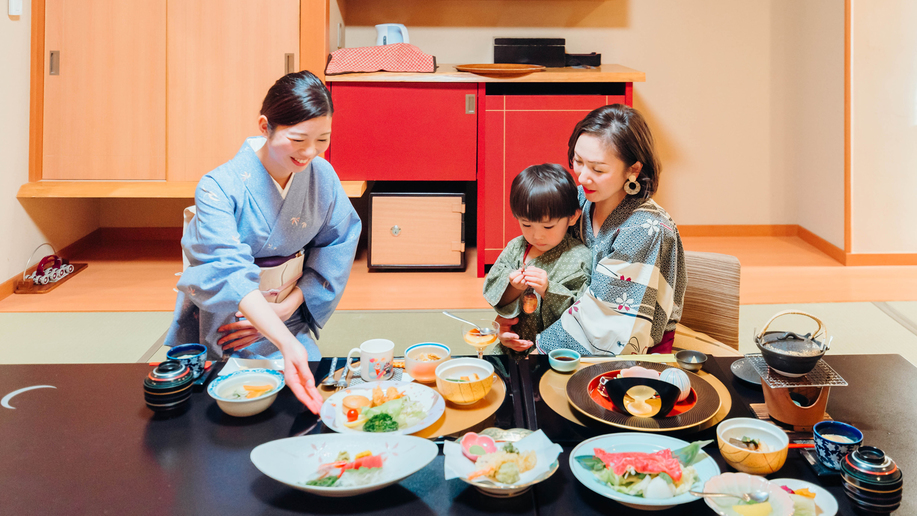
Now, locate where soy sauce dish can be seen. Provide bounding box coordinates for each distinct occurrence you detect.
[548,350,581,373]
[208,368,285,417]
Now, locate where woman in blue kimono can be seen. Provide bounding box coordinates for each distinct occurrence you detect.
[497,104,686,357]
[165,71,361,412]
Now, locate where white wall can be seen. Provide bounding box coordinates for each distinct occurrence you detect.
[0,1,99,284]
[851,0,917,254]
[346,1,787,227]
[771,0,845,249]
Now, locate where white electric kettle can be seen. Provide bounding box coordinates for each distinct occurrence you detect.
[375,24,409,45]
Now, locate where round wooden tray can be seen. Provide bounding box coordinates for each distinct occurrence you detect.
[455,63,546,76]
[320,367,506,439]
[540,360,731,433]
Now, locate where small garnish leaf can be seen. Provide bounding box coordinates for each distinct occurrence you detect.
[469,445,486,456]
[502,442,518,455]
[658,472,675,485]
[671,440,714,466]
[574,455,606,472]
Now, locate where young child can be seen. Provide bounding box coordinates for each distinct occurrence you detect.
[483,163,593,357]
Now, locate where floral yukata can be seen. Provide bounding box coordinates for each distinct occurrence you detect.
[537,191,686,356]
[164,138,361,360]
[484,233,592,357]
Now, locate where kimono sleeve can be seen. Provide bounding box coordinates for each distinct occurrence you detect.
[540,246,592,329]
[483,240,524,318]
[296,182,361,331]
[177,175,261,314]
[539,219,685,356]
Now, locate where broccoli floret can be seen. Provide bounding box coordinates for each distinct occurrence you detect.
[362,413,399,432]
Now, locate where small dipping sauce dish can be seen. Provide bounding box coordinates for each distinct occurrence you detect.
[675,350,707,372]
[548,349,581,373]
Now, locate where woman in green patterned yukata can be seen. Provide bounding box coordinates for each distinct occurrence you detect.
[483,164,593,357]
[496,105,687,357]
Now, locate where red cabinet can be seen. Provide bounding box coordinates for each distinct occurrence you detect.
[328,83,478,181]
[477,93,625,275]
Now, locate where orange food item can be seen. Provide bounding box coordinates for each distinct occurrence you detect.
[243,384,273,399]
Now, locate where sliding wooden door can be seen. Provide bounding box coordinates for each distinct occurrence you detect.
[167,0,301,182]
[42,0,167,180]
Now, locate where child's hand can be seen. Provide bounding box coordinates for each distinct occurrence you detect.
[508,268,527,291]
[522,266,548,298]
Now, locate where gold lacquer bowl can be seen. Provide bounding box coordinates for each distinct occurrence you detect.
[435,358,494,405]
[716,417,789,475]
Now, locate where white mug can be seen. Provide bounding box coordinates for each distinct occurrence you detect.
[347,339,395,381]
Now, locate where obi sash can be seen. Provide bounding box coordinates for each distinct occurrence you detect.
[256,251,304,303]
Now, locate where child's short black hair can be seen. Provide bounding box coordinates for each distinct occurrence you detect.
[509,164,580,221]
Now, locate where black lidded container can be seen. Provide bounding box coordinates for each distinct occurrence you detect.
[143,360,194,412]
[841,446,903,514]
[494,38,566,67]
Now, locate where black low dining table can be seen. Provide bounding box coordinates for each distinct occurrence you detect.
[1,353,913,515]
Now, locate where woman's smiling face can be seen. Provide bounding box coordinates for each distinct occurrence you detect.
[258,115,332,177]
[572,133,640,209]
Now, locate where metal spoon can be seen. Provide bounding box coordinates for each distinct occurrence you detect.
[689,490,770,503]
[442,311,496,335]
[320,356,338,387]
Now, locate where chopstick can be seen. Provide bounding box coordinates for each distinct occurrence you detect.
[789,443,816,449]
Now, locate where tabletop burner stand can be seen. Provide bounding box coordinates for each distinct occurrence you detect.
[745,354,848,432]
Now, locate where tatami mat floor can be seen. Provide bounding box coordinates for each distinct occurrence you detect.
[1,235,916,366]
[3,303,917,367]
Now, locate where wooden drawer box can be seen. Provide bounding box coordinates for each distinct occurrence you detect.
[368,193,466,271]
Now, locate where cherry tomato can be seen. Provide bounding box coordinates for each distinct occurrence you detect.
[347,409,358,422]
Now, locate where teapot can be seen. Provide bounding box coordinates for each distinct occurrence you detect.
[375,24,409,45]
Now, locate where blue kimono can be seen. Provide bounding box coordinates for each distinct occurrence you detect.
[164,138,362,360]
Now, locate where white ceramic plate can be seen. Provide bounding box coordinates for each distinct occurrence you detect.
[771,478,839,516]
[251,434,438,497]
[569,433,721,511]
[218,357,284,377]
[320,380,445,435]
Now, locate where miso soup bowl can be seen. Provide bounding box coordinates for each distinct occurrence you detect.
[435,358,494,405]
[207,369,284,417]
[716,417,789,475]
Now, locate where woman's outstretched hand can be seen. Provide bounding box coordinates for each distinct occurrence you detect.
[281,342,324,414]
[494,315,534,352]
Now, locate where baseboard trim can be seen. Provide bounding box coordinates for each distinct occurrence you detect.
[679,225,797,237]
[797,226,846,264]
[845,253,917,266]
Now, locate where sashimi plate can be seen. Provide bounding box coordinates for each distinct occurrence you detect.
[569,433,720,511]
[251,434,438,497]
[320,380,445,435]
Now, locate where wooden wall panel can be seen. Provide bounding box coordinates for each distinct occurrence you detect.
[167,0,300,182]
[43,0,167,180]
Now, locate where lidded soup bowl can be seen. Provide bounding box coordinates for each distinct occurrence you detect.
[840,446,903,513]
[143,360,194,412]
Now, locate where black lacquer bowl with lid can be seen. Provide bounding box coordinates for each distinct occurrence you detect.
[840,446,903,514]
[143,360,194,412]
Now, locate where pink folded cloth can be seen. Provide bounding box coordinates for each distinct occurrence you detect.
[325,43,436,75]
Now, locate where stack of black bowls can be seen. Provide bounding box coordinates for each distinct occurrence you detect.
[841,446,903,514]
[143,360,194,412]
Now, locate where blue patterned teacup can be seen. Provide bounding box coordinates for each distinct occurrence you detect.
[814,420,863,469]
[167,343,207,379]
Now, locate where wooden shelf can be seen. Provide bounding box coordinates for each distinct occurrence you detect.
[17,180,368,199]
[326,64,645,83]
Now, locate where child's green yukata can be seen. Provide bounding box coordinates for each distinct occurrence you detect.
[483,233,592,358]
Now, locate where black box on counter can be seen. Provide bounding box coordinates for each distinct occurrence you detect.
[494,38,566,68]
[565,53,602,67]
